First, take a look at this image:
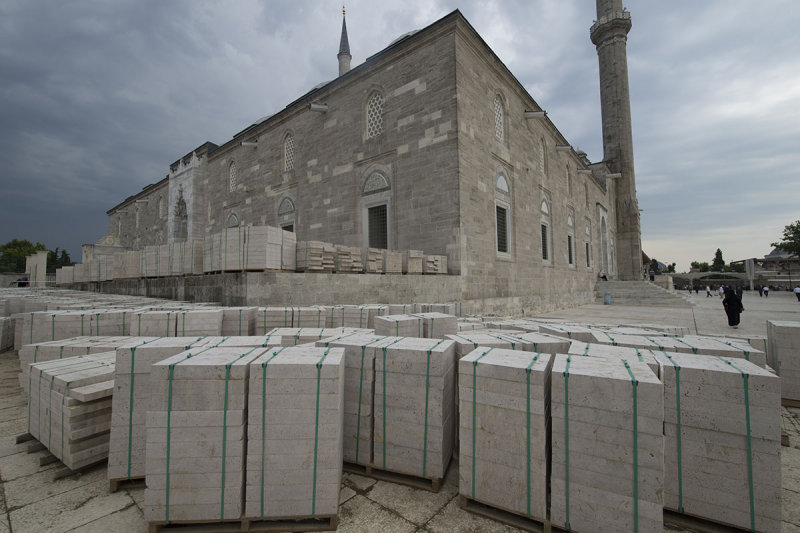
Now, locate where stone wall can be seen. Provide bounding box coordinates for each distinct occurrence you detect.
[108,179,169,250]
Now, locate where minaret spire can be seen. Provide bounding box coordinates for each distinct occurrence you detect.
[338,5,351,76]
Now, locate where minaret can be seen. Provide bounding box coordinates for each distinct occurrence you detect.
[591,0,642,280]
[338,6,351,76]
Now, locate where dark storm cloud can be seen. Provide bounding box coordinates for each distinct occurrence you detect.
[0,1,797,271]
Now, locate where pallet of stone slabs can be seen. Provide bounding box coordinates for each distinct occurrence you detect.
[664,509,761,533]
[458,496,567,533]
[147,515,338,533]
[109,476,146,492]
[342,460,443,492]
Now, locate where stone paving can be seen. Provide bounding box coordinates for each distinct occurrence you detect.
[0,291,798,532]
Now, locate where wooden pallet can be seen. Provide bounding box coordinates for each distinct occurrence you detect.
[458,496,555,533]
[664,509,754,532]
[148,515,337,533]
[343,461,441,492]
[109,476,146,492]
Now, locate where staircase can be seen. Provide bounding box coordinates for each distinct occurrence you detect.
[595,280,694,307]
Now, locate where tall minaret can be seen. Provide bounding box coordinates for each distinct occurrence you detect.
[591,0,642,281]
[338,6,351,76]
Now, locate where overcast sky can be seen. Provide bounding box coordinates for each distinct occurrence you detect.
[1,1,797,271]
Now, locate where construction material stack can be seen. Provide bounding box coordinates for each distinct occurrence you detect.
[373,337,457,484]
[767,320,800,402]
[255,307,295,333]
[240,226,283,270]
[335,246,364,273]
[363,248,384,273]
[374,315,423,338]
[281,230,296,270]
[144,346,265,523]
[403,250,423,274]
[458,347,552,522]
[383,250,403,273]
[413,312,457,339]
[550,355,664,532]
[655,351,781,531]
[296,241,335,272]
[423,255,447,274]
[245,346,345,522]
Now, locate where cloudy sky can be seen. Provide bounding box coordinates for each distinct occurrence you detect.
[1,1,797,271]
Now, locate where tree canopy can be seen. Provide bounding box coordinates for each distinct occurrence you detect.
[0,239,74,273]
[771,220,800,257]
[711,248,725,272]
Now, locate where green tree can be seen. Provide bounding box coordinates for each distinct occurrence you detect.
[666,263,676,273]
[649,258,660,273]
[690,261,710,272]
[711,248,725,272]
[771,220,800,257]
[0,239,48,273]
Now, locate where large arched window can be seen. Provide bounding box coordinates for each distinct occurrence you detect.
[567,214,575,267]
[366,92,385,139]
[584,221,592,268]
[283,133,295,171]
[540,197,551,263]
[495,172,511,255]
[278,197,296,232]
[228,162,237,192]
[493,95,505,141]
[361,169,392,249]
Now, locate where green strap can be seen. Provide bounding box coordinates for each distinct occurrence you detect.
[260,347,286,518]
[676,338,698,354]
[181,312,186,336]
[603,331,617,346]
[81,314,85,336]
[284,307,288,327]
[471,347,493,499]
[238,309,243,336]
[525,353,541,517]
[718,356,755,531]
[263,309,267,334]
[643,336,664,352]
[662,352,684,512]
[355,337,387,463]
[452,334,478,349]
[422,339,446,477]
[634,348,644,362]
[583,343,590,356]
[166,313,171,337]
[316,309,321,328]
[138,314,141,336]
[564,355,572,530]
[359,308,364,328]
[719,340,750,361]
[381,338,404,469]
[51,315,55,340]
[221,347,259,520]
[487,333,515,350]
[311,347,333,517]
[29,313,34,343]
[622,360,639,532]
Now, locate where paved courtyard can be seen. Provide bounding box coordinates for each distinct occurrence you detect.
[0,291,798,532]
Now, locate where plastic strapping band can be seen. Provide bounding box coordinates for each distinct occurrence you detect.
[221,347,259,520]
[603,331,617,346]
[355,336,387,462]
[381,337,404,469]
[525,352,541,517]
[238,309,243,336]
[422,339,446,477]
[452,334,478,349]
[676,338,698,354]
[635,348,644,362]
[564,354,572,530]
[719,340,750,361]
[51,315,55,340]
[30,313,34,344]
[471,347,493,499]
[717,356,755,531]
[126,340,150,479]
[662,352,684,512]
[311,347,333,517]
[644,336,664,352]
[583,343,590,356]
[260,347,286,518]
[622,360,639,532]
[81,314,85,336]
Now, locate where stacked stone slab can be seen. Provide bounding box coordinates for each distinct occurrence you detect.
[109,336,212,482]
[550,355,664,532]
[218,307,257,336]
[157,244,170,277]
[241,226,283,270]
[335,246,364,273]
[267,328,371,346]
[423,255,447,274]
[55,266,75,284]
[141,245,160,278]
[383,250,403,273]
[500,332,571,354]
[412,312,457,339]
[458,347,552,521]
[314,334,395,465]
[281,230,296,270]
[245,346,344,520]
[255,307,295,333]
[110,253,126,279]
[128,310,179,337]
[403,250,423,274]
[373,337,457,481]
[327,305,385,329]
[73,263,89,283]
[124,251,141,278]
[168,240,204,275]
[767,320,800,401]
[676,335,767,367]
[374,315,423,338]
[145,346,266,523]
[363,248,384,273]
[168,309,223,337]
[293,306,330,328]
[296,241,335,272]
[654,351,781,531]
[538,324,596,343]
[446,332,527,357]
[202,232,223,272]
[28,352,116,470]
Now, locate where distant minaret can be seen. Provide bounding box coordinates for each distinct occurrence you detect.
[591,0,642,281]
[338,6,351,76]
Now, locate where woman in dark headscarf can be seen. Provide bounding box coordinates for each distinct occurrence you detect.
[722,286,744,328]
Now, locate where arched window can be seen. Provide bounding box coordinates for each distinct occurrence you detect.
[362,171,391,196]
[158,196,164,218]
[283,134,295,171]
[493,95,504,141]
[366,92,385,139]
[278,197,296,232]
[540,138,548,177]
[540,199,550,216]
[495,173,509,195]
[361,168,392,250]
[135,207,140,228]
[540,197,551,263]
[495,171,511,254]
[227,213,240,228]
[584,222,592,268]
[567,214,575,266]
[566,166,573,196]
[228,162,237,192]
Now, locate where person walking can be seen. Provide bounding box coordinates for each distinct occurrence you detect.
[764,285,770,298]
[718,286,725,298]
[758,285,764,297]
[722,286,744,328]
[706,285,712,297]
[794,286,800,302]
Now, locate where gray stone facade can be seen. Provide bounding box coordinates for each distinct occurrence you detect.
[103,9,640,314]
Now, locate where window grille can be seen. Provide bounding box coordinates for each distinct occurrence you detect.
[586,242,591,267]
[541,224,549,261]
[282,224,294,233]
[494,96,504,141]
[229,162,237,192]
[284,135,295,171]
[496,205,508,253]
[367,93,384,139]
[568,235,574,265]
[368,204,388,249]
